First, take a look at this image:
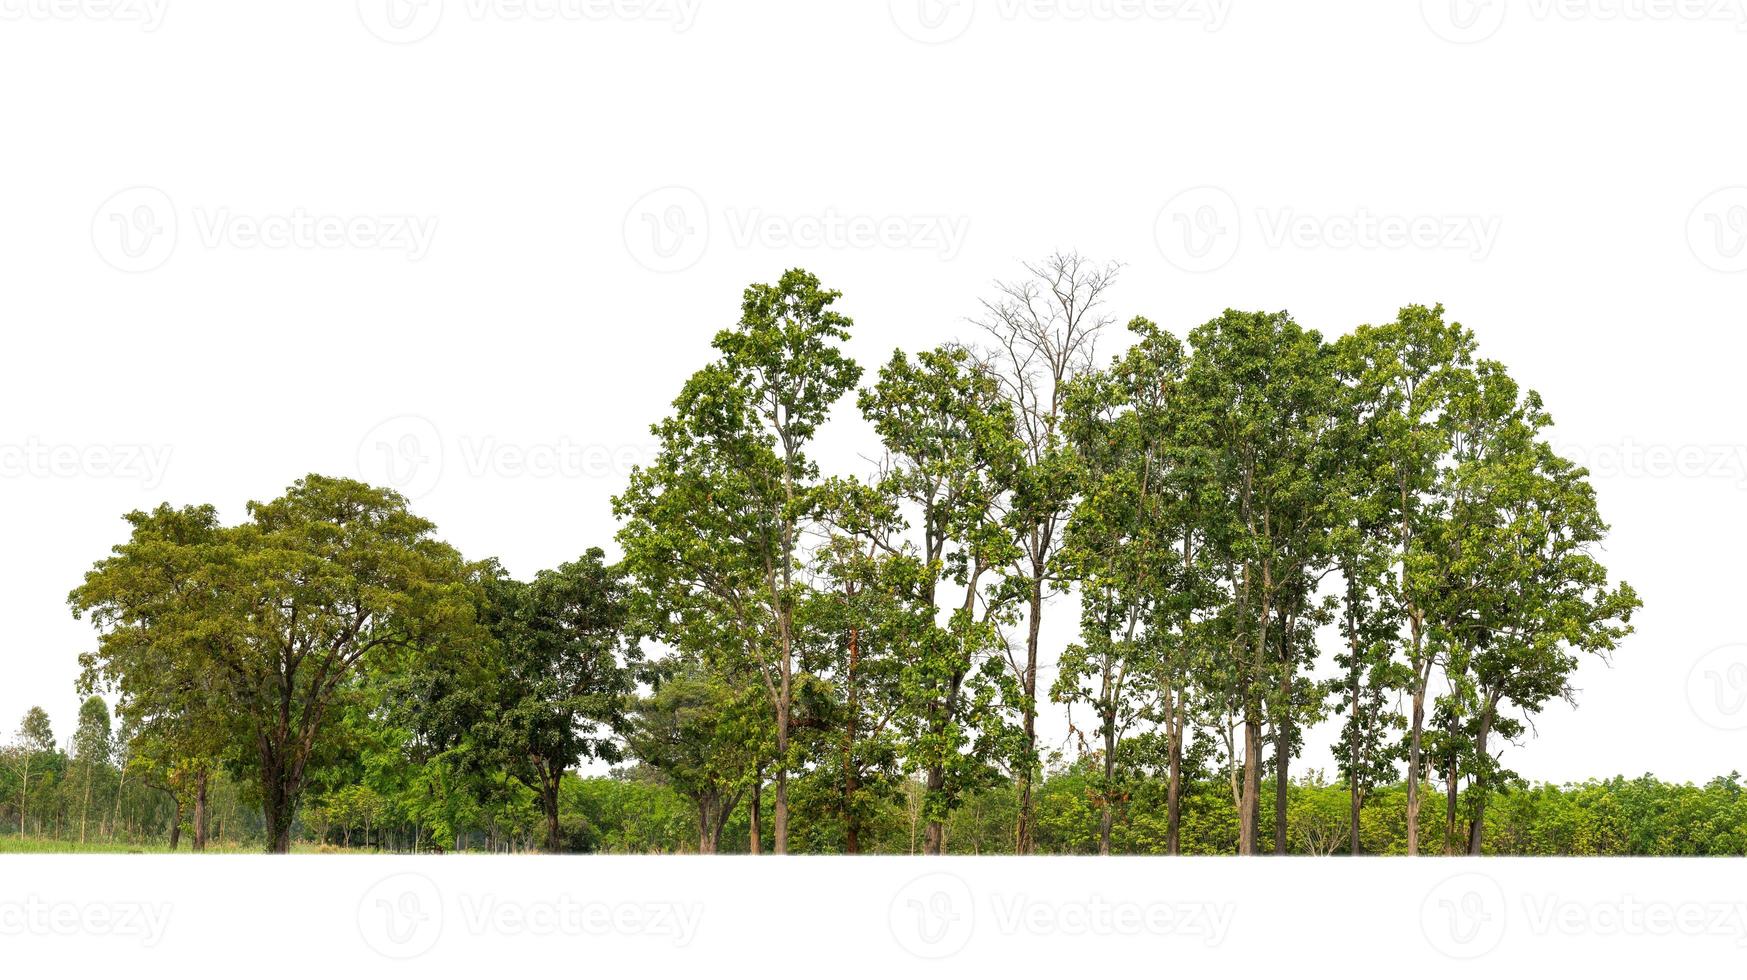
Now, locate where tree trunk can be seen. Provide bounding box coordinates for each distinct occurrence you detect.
[1239,712,1262,855]
[748,766,763,855]
[1166,684,1183,856]
[167,797,182,851]
[1015,578,1043,855]
[844,619,861,855]
[923,765,946,856]
[542,770,562,853]
[193,769,209,852]
[1466,710,1496,856]
[1098,717,1116,856]
[1406,683,1426,856]
[1346,597,1363,856]
[697,806,716,854]
[80,765,93,844]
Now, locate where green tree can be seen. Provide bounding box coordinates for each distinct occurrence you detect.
[5,706,55,834]
[478,551,644,852]
[72,476,483,852]
[71,696,113,844]
[857,344,1023,853]
[616,269,861,854]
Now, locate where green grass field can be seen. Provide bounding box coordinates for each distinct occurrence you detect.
[0,835,358,855]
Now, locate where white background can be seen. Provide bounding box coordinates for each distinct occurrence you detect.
[2,0,1747,892]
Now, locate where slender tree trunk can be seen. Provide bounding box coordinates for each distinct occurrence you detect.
[1444,761,1460,855]
[1015,578,1043,855]
[1466,710,1496,856]
[1406,680,1426,856]
[193,769,209,852]
[1239,712,1262,855]
[80,765,93,844]
[167,797,182,851]
[844,619,861,855]
[1166,683,1183,856]
[1273,607,1295,856]
[1099,718,1116,855]
[748,765,763,855]
[774,700,790,856]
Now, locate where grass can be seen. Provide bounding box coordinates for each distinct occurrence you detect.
[0,834,360,855]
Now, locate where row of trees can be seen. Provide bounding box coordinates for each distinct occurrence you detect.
[60,256,1641,854]
[9,715,1740,857]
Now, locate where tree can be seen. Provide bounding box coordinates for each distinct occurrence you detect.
[974,251,1119,853]
[1347,305,1478,855]
[1056,317,1191,854]
[1177,310,1338,855]
[627,660,767,854]
[5,707,55,834]
[1418,363,1640,854]
[616,269,862,854]
[476,551,643,852]
[72,476,483,852]
[71,696,113,844]
[858,344,1023,854]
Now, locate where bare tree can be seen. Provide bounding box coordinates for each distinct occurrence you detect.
[972,251,1120,853]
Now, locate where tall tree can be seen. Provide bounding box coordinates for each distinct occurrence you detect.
[616,269,861,854]
[1056,317,1194,854]
[1421,364,1640,853]
[974,252,1119,853]
[858,344,1022,853]
[1342,305,1477,855]
[71,696,112,845]
[5,707,55,834]
[1178,309,1337,855]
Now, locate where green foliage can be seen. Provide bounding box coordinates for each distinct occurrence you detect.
[49,269,1655,857]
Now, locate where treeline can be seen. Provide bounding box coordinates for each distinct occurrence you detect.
[7,715,1742,856]
[57,255,1646,855]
